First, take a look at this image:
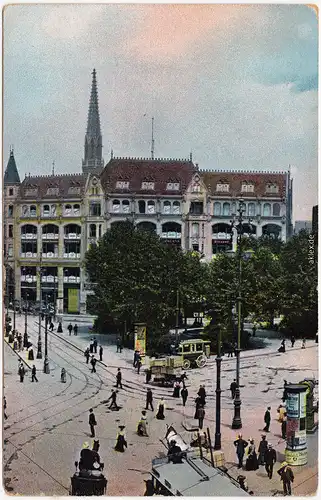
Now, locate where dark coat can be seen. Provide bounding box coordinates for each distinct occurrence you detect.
[234,438,248,456]
[278,467,294,483]
[264,410,271,424]
[146,390,153,402]
[264,448,277,465]
[89,413,97,426]
[181,388,188,400]
[198,387,206,401]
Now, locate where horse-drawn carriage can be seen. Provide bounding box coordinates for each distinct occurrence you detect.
[70,443,107,496]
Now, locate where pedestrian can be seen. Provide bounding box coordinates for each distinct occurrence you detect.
[234,434,248,469]
[4,396,8,420]
[107,389,119,410]
[137,355,142,374]
[61,367,66,383]
[230,379,238,399]
[181,386,188,407]
[290,336,295,348]
[301,338,306,349]
[89,408,97,438]
[237,475,250,493]
[172,380,181,398]
[114,425,127,452]
[245,438,259,471]
[99,345,103,362]
[116,336,122,353]
[180,371,188,384]
[49,321,54,332]
[116,368,123,388]
[227,342,233,357]
[278,338,286,353]
[252,324,257,337]
[18,364,25,383]
[90,356,97,373]
[57,321,63,333]
[156,398,166,420]
[133,350,139,367]
[277,404,286,423]
[84,347,90,364]
[197,405,205,430]
[264,443,277,479]
[281,414,287,439]
[68,323,73,336]
[282,380,288,403]
[145,368,152,384]
[258,434,268,465]
[17,334,22,351]
[137,411,149,436]
[31,364,38,382]
[263,406,271,432]
[93,337,98,353]
[146,388,154,411]
[74,324,78,336]
[277,461,294,495]
[197,385,206,406]
[194,396,202,419]
[41,312,45,321]
[89,339,94,353]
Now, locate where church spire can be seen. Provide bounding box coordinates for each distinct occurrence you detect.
[82,68,104,174]
[4,148,20,185]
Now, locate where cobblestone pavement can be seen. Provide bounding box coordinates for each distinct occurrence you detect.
[3,313,318,496]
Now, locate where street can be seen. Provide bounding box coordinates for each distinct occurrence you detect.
[3,313,318,496]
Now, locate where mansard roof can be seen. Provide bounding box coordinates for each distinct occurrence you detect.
[101,157,197,195]
[200,169,287,198]
[20,173,86,200]
[4,150,20,184]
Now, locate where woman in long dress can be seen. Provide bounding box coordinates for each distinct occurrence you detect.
[114,425,127,452]
[137,411,149,436]
[245,439,259,471]
[172,381,181,398]
[156,399,166,420]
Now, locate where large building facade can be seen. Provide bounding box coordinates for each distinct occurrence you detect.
[4,70,293,314]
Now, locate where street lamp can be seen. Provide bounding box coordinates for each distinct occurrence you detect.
[37,261,43,359]
[214,316,222,450]
[23,291,29,348]
[175,289,180,344]
[229,199,254,429]
[43,294,50,374]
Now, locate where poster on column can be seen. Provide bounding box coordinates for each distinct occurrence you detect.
[68,288,79,313]
[299,391,307,418]
[286,392,299,418]
[134,323,146,361]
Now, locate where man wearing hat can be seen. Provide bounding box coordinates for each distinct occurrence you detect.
[263,406,271,432]
[277,461,294,495]
[264,443,277,479]
[233,434,248,469]
[258,434,268,466]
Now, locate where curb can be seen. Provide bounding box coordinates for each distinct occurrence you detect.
[4,339,32,370]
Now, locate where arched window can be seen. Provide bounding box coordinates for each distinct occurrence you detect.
[192,223,199,237]
[138,200,146,214]
[65,204,72,215]
[214,202,221,216]
[273,203,280,216]
[173,201,180,215]
[223,203,230,216]
[163,201,171,214]
[73,204,80,215]
[9,188,13,196]
[122,200,130,213]
[30,205,37,216]
[248,203,256,217]
[263,203,271,217]
[147,200,155,214]
[43,205,50,216]
[89,224,96,238]
[113,200,120,213]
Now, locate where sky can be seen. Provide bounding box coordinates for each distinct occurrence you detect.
[3,3,318,220]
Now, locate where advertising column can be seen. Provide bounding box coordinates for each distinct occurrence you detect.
[134,323,147,364]
[285,384,308,466]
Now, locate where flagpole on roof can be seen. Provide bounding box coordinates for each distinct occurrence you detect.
[151,117,155,160]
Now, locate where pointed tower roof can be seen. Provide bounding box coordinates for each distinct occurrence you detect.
[4,149,20,185]
[86,68,101,138]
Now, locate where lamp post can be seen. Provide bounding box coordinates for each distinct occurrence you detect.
[43,294,50,373]
[214,318,222,450]
[23,292,29,348]
[175,289,180,344]
[37,261,43,359]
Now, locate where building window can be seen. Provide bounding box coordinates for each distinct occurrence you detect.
[173,201,180,215]
[216,183,229,192]
[91,187,99,195]
[147,201,155,214]
[241,183,254,193]
[214,202,221,216]
[8,205,13,217]
[122,200,130,213]
[141,181,155,190]
[163,201,171,214]
[8,245,13,257]
[64,204,72,215]
[263,203,271,217]
[73,204,80,215]
[89,224,96,238]
[223,203,230,216]
[9,188,13,196]
[266,183,279,194]
[190,202,203,215]
[138,200,146,214]
[90,203,101,216]
[116,181,129,189]
[192,181,201,193]
[113,200,120,213]
[167,182,180,191]
[248,202,256,217]
[46,187,59,196]
[192,223,199,237]
[98,224,102,237]
[43,205,50,216]
[273,203,281,216]
[30,205,37,216]
[8,225,13,238]
[25,188,38,196]
[68,186,81,195]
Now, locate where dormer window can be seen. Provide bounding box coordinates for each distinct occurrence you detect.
[241,183,254,193]
[167,182,180,191]
[116,181,129,189]
[68,186,81,195]
[46,187,59,196]
[25,187,38,196]
[266,183,279,194]
[141,181,155,190]
[216,183,229,192]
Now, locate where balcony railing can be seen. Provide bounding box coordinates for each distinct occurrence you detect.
[161,232,182,239]
[20,252,37,258]
[21,233,37,240]
[63,252,81,259]
[41,276,58,283]
[42,252,58,259]
[64,233,81,239]
[42,233,59,240]
[21,275,37,282]
[63,276,81,283]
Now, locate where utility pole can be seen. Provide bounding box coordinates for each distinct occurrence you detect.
[214,320,222,449]
[37,259,43,359]
[43,295,50,374]
[23,291,29,348]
